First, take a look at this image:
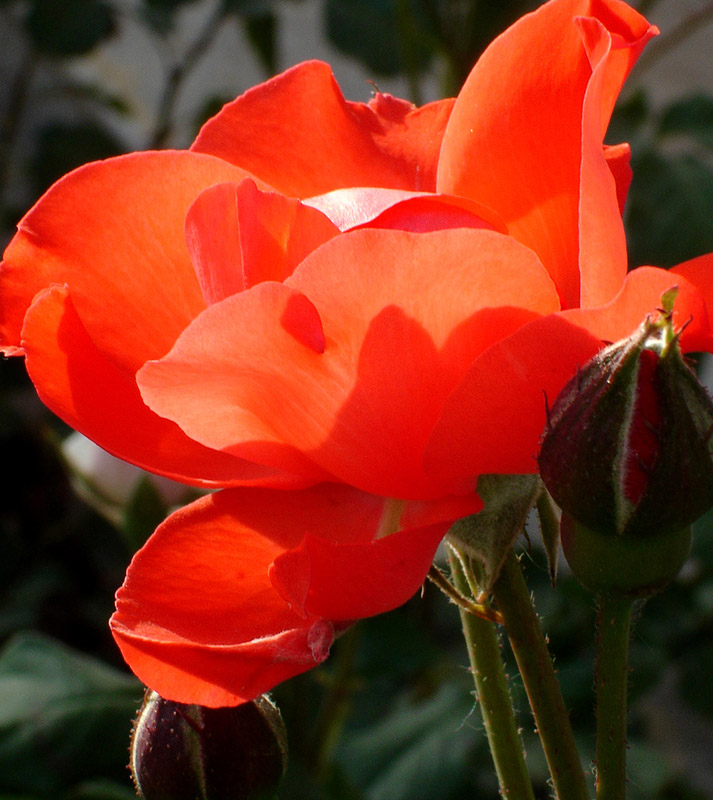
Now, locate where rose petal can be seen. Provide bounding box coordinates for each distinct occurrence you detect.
[305,187,505,234]
[561,265,713,353]
[191,61,454,196]
[1,151,249,366]
[111,484,467,706]
[438,0,655,308]
[21,285,313,487]
[672,254,713,336]
[139,228,559,498]
[425,316,603,489]
[186,179,340,305]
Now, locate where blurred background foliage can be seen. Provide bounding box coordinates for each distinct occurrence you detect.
[2,1,713,798]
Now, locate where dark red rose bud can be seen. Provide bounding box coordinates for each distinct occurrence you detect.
[539,304,713,541]
[538,296,713,595]
[130,691,287,800]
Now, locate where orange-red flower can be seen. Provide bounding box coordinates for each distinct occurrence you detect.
[2,0,712,706]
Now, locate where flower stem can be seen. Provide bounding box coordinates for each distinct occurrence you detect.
[427,564,504,624]
[310,625,361,780]
[492,550,589,800]
[595,594,633,800]
[448,550,535,800]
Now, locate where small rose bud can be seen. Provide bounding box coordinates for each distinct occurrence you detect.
[130,691,287,800]
[538,297,713,595]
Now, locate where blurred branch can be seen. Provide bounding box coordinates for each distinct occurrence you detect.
[148,0,229,149]
[0,50,38,213]
[629,1,713,84]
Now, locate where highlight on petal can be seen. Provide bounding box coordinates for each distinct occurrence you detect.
[111,484,474,706]
[425,316,604,489]
[139,228,560,499]
[186,179,340,306]
[191,60,455,196]
[305,187,505,234]
[1,151,249,366]
[21,285,313,488]
[438,0,656,309]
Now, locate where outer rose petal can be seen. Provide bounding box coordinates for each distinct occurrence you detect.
[139,228,560,499]
[0,151,250,367]
[111,485,476,706]
[604,142,632,215]
[191,61,455,196]
[186,179,340,306]
[437,0,655,309]
[270,524,449,620]
[22,285,315,487]
[671,254,713,330]
[425,316,603,488]
[560,266,713,353]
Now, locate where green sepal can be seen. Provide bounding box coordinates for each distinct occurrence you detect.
[446,474,541,594]
[561,514,692,597]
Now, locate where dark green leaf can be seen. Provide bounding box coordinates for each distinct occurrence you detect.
[658,94,713,152]
[626,152,713,268]
[29,121,124,197]
[192,94,233,140]
[122,476,169,552]
[222,1,274,15]
[337,684,476,800]
[243,12,277,75]
[607,89,650,145]
[140,0,201,35]
[67,780,138,800]
[0,632,142,794]
[25,0,116,57]
[143,0,199,9]
[325,0,431,78]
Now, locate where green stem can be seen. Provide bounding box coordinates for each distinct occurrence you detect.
[449,551,535,800]
[492,550,590,800]
[595,594,633,800]
[310,625,361,780]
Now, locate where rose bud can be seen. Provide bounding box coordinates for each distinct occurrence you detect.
[538,298,713,595]
[131,691,287,800]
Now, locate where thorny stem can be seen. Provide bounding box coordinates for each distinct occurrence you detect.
[448,549,535,800]
[492,550,590,800]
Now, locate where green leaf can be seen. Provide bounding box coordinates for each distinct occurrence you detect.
[25,0,116,57]
[325,0,431,78]
[337,684,476,800]
[122,475,169,552]
[30,121,124,198]
[67,780,138,800]
[243,12,277,75]
[0,632,142,794]
[626,152,713,269]
[446,474,541,594]
[658,94,713,152]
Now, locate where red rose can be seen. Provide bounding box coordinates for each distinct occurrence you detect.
[2,0,712,706]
